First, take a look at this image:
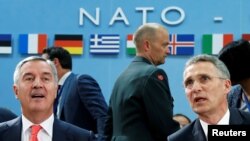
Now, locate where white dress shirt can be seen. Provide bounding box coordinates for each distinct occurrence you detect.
[56,71,71,117]
[21,114,54,141]
[200,109,230,140]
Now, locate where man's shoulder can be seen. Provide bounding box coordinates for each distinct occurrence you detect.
[168,119,200,141]
[0,108,17,122]
[229,108,250,124]
[54,119,94,138]
[0,117,20,132]
[74,73,97,82]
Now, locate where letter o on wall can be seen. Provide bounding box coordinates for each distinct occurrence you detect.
[161,6,185,25]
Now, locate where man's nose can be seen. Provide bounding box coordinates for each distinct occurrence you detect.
[191,80,202,91]
[33,78,42,88]
[166,47,170,54]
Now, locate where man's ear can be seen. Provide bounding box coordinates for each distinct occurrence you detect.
[143,40,150,51]
[13,85,19,99]
[53,58,60,66]
[224,79,231,95]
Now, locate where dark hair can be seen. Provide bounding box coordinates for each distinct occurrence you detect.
[43,47,72,70]
[173,113,191,123]
[218,39,250,85]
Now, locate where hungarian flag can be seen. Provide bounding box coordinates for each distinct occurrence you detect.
[126,34,136,55]
[0,34,12,54]
[202,34,233,55]
[54,34,83,55]
[19,34,47,54]
[242,34,250,41]
[168,34,195,55]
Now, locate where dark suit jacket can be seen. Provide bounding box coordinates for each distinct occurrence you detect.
[58,73,108,139]
[227,84,242,108]
[0,108,17,123]
[104,56,180,141]
[0,116,94,141]
[168,108,250,141]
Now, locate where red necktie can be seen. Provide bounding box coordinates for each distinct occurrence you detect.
[30,125,42,141]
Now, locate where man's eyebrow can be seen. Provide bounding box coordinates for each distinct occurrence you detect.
[22,72,33,77]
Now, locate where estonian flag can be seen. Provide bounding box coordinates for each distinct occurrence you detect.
[0,34,12,54]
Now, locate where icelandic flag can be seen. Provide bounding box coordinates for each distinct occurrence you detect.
[0,34,12,54]
[19,34,47,54]
[168,34,194,55]
[90,34,120,54]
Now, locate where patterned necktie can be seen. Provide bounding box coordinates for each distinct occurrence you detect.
[54,85,62,114]
[30,125,42,141]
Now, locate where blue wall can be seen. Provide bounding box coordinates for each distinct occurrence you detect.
[0,0,250,121]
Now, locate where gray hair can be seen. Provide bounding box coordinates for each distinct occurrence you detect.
[13,56,58,84]
[184,54,230,79]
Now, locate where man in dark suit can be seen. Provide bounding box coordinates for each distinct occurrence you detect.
[168,54,250,141]
[0,56,94,141]
[218,39,250,111]
[0,117,94,141]
[42,47,108,140]
[0,107,17,122]
[104,23,180,141]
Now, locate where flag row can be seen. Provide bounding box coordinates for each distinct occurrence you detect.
[0,33,249,55]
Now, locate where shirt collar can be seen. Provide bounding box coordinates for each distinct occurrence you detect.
[22,114,54,137]
[199,109,230,138]
[58,71,71,85]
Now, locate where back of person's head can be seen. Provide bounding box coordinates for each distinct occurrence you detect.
[218,39,250,85]
[133,23,167,52]
[173,113,191,128]
[43,47,72,70]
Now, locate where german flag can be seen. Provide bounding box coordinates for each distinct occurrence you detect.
[54,34,83,55]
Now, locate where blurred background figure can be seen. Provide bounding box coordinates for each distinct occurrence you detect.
[173,113,191,128]
[218,39,250,111]
[42,47,108,140]
[0,107,17,122]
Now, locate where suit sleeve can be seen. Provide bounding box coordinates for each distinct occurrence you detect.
[0,108,17,123]
[142,69,180,140]
[76,74,108,138]
[103,103,113,141]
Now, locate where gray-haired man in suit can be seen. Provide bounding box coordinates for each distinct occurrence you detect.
[0,56,94,141]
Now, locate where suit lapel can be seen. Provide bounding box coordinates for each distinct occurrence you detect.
[52,118,72,141]
[192,119,207,141]
[3,117,22,141]
[229,108,244,124]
